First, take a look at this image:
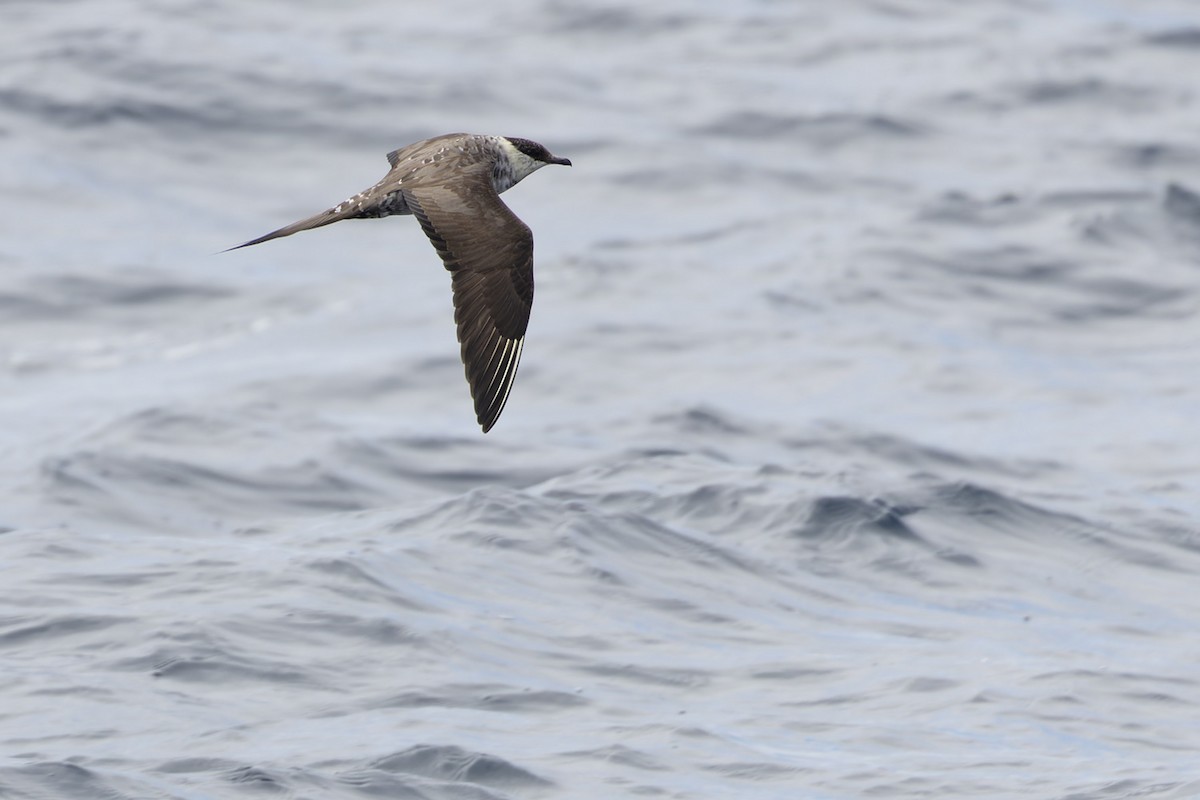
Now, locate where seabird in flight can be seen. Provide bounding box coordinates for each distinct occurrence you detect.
[228,132,571,432]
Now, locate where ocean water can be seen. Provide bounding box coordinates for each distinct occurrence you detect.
[2,0,1200,797]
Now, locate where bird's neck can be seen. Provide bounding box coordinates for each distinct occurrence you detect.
[491,138,543,194]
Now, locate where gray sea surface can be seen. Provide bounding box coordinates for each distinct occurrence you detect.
[3,1,1200,797]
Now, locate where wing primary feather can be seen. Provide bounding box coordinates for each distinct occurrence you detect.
[405,180,536,432]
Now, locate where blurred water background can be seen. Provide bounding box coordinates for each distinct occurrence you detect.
[2,1,1200,797]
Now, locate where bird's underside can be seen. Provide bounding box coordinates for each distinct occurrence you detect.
[227,133,566,432]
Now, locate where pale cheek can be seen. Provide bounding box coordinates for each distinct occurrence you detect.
[515,156,545,181]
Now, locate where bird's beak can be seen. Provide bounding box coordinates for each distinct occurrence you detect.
[552,157,572,167]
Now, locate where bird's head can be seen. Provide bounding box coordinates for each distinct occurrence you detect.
[505,137,572,168]
[497,137,572,188]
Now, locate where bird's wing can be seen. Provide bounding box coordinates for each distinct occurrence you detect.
[403,180,534,433]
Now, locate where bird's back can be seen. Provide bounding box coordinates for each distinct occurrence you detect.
[383,133,496,189]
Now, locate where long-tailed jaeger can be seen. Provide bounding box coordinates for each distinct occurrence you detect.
[228,132,571,432]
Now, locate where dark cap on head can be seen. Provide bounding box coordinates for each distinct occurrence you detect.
[505,137,572,166]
